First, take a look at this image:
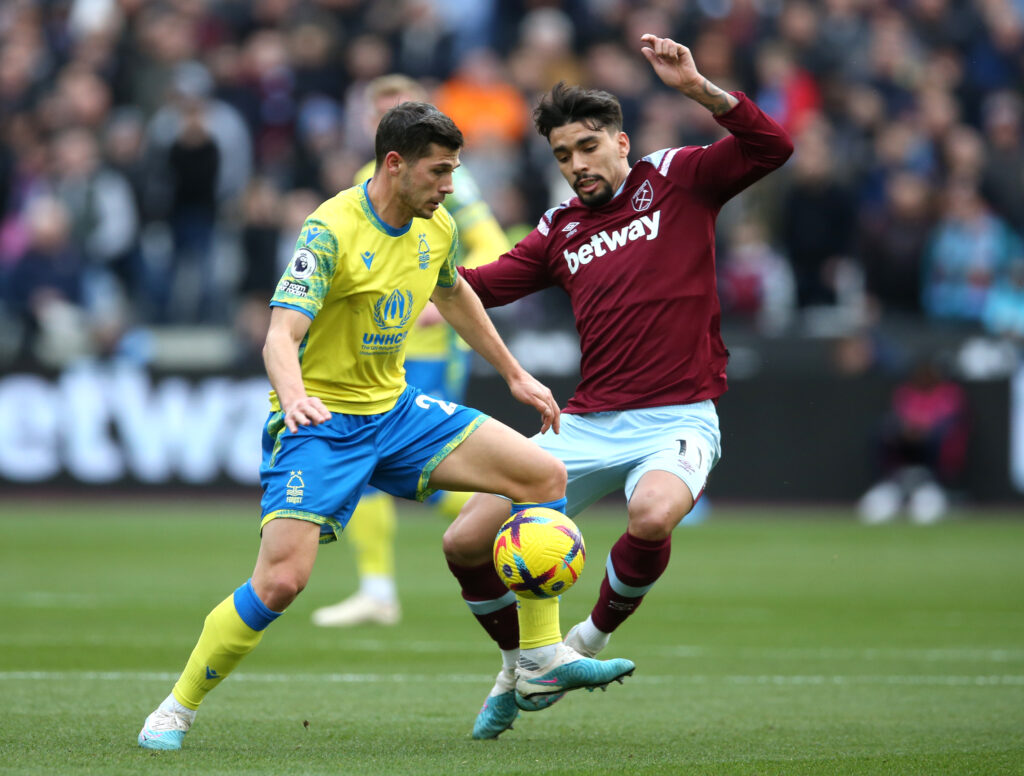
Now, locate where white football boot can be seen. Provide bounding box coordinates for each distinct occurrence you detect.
[311,592,400,627]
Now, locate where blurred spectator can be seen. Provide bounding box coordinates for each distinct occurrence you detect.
[160,98,221,323]
[859,169,935,316]
[389,0,456,80]
[940,123,985,182]
[291,96,344,193]
[2,196,90,365]
[718,219,795,335]
[144,61,251,323]
[147,61,252,214]
[434,48,528,150]
[235,177,282,367]
[922,178,1022,324]
[45,127,138,308]
[754,41,821,135]
[980,90,1024,236]
[780,120,857,309]
[506,7,584,97]
[858,357,969,524]
[239,29,297,176]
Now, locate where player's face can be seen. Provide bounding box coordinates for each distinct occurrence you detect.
[549,122,631,207]
[397,143,459,219]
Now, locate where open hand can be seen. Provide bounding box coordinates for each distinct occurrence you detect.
[640,34,701,92]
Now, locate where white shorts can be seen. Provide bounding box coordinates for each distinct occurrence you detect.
[532,401,722,518]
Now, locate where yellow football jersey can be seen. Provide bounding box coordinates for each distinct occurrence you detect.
[269,182,459,414]
[354,159,510,358]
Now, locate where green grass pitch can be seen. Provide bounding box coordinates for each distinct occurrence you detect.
[1,499,1022,775]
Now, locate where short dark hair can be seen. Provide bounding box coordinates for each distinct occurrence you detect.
[374,101,463,167]
[533,82,623,140]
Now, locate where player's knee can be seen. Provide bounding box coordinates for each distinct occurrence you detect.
[256,569,308,611]
[627,501,688,541]
[530,453,567,502]
[442,520,490,566]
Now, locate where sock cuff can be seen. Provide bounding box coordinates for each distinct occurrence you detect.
[605,532,672,595]
[233,579,282,631]
[624,532,671,551]
[447,559,516,611]
[511,497,568,514]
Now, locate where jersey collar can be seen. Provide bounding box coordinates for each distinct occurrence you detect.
[361,180,413,237]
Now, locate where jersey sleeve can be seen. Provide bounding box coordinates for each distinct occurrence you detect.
[459,226,553,307]
[645,92,793,207]
[434,220,459,288]
[270,218,339,319]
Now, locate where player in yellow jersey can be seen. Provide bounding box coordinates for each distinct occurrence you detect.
[311,74,513,628]
[138,102,633,751]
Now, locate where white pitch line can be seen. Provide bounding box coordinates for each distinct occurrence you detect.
[2,634,1022,664]
[1,671,1023,687]
[650,645,1024,662]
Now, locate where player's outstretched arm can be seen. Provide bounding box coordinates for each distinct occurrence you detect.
[432,276,560,434]
[263,306,332,432]
[640,33,738,115]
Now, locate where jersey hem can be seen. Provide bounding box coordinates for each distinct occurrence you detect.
[563,388,727,415]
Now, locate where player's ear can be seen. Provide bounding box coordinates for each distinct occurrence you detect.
[383,150,404,176]
[618,131,630,159]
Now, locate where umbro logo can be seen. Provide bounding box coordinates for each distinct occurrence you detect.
[362,251,375,270]
[562,222,580,237]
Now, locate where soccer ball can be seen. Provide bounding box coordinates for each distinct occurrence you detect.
[493,507,586,599]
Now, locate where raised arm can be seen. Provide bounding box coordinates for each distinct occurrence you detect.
[639,33,793,204]
[640,33,738,115]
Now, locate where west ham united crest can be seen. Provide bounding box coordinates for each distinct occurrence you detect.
[631,180,653,212]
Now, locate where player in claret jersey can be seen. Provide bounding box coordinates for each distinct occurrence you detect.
[445,34,794,739]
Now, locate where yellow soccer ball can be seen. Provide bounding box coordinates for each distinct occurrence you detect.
[493,507,586,599]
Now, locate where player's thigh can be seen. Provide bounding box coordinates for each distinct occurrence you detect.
[370,387,488,500]
[623,402,722,518]
[531,414,634,518]
[428,417,565,502]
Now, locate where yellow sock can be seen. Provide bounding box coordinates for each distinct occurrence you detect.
[346,491,397,579]
[434,490,472,522]
[171,594,265,710]
[517,596,562,649]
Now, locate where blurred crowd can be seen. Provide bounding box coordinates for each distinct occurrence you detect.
[1,0,1023,370]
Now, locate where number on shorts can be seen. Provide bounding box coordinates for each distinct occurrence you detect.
[415,394,456,416]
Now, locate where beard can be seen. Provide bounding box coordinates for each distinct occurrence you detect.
[575,177,614,207]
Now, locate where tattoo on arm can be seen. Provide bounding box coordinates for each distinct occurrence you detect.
[689,78,739,115]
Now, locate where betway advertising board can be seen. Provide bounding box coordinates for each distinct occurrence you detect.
[0,365,269,486]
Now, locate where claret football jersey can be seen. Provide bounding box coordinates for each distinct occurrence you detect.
[270,181,459,414]
[461,93,792,414]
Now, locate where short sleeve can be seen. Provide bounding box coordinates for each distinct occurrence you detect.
[270,218,339,319]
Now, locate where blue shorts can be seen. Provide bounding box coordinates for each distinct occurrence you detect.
[531,401,722,518]
[360,351,473,500]
[260,385,487,542]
